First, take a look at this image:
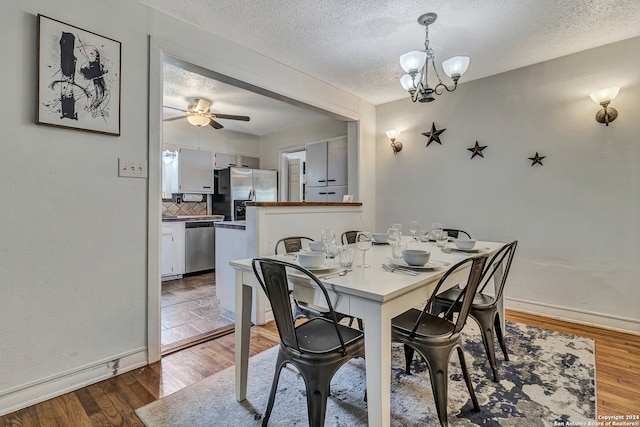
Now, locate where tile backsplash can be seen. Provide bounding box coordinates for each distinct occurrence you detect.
[162,200,207,216]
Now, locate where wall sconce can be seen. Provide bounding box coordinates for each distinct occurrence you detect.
[589,87,619,126]
[386,130,403,154]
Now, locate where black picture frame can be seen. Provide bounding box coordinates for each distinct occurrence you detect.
[36,14,121,136]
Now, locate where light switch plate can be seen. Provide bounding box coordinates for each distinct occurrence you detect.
[118,158,147,178]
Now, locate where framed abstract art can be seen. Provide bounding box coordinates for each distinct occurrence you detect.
[37,14,121,136]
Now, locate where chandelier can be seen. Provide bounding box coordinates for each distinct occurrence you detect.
[399,13,470,103]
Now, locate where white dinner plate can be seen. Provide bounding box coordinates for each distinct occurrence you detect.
[445,244,486,253]
[303,263,341,272]
[389,258,449,270]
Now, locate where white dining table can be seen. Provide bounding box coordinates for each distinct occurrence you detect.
[230,238,504,427]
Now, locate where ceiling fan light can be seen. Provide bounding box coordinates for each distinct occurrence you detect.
[400,73,421,92]
[442,56,470,79]
[400,51,427,73]
[187,114,210,127]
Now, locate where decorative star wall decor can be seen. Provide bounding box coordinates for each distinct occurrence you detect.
[528,152,546,166]
[422,122,446,146]
[467,141,487,159]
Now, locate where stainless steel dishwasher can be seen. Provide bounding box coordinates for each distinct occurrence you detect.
[184,221,216,273]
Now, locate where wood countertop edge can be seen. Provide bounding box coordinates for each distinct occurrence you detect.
[244,202,362,207]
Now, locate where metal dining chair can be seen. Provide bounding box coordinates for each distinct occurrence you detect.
[274,235,361,328]
[252,258,365,427]
[391,254,488,427]
[431,240,518,381]
[274,236,314,254]
[341,230,360,245]
[443,228,471,239]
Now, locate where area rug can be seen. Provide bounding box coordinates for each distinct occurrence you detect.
[136,321,595,426]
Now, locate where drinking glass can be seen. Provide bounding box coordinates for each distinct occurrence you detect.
[321,228,336,245]
[435,230,449,247]
[386,227,401,258]
[430,222,443,241]
[392,223,403,238]
[338,246,354,269]
[355,232,373,268]
[409,221,419,241]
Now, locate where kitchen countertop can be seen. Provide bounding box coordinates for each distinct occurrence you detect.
[162,215,225,222]
[244,202,362,207]
[214,220,246,230]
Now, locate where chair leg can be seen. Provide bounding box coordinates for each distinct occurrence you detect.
[262,351,287,427]
[421,348,451,427]
[403,344,415,374]
[472,310,500,382]
[494,314,509,361]
[456,347,480,412]
[298,363,339,427]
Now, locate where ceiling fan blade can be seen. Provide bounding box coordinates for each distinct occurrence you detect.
[209,119,224,129]
[163,115,189,122]
[210,113,250,122]
[163,105,189,113]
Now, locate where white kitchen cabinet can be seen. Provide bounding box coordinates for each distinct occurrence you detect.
[305,185,348,202]
[239,155,260,169]
[306,137,347,188]
[179,148,213,193]
[161,222,185,279]
[215,152,238,169]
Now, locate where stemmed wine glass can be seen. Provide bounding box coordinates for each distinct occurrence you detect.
[355,232,373,268]
[386,227,401,258]
[409,221,419,241]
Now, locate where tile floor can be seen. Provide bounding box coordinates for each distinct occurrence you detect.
[161,271,234,352]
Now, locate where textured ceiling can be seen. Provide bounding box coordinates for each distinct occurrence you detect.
[148,0,640,135]
[162,59,332,136]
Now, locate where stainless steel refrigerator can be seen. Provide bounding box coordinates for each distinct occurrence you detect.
[212,167,278,220]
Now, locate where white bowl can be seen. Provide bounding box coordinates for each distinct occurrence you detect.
[308,241,325,252]
[402,249,430,266]
[297,251,326,268]
[372,233,388,243]
[454,239,477,250]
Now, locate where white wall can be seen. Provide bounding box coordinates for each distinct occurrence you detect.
[375,37,640,332]
[0,0,375,415]
[259,118,349,169]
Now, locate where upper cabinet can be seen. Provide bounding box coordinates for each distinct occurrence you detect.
[306,137,347,188]
[305,137,348,202]
[215,152,237,170]
[179,148,213,193]
[239,155,260,169]
[215,153,260,170]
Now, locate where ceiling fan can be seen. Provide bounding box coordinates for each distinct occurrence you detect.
[163,98,250,129]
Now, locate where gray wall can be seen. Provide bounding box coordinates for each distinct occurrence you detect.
[376,37,640,330]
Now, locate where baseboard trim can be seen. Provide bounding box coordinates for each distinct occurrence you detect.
[0,348,148,417]
[505,297,640,336]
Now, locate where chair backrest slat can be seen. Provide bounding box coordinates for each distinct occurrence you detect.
[274,236,313,255]
[341,231,360,245]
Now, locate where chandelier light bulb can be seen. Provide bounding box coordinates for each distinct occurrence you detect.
[400,51,427,73]
[442,56,470,79]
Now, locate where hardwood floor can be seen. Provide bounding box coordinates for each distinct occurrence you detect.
[1,311,638,426]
